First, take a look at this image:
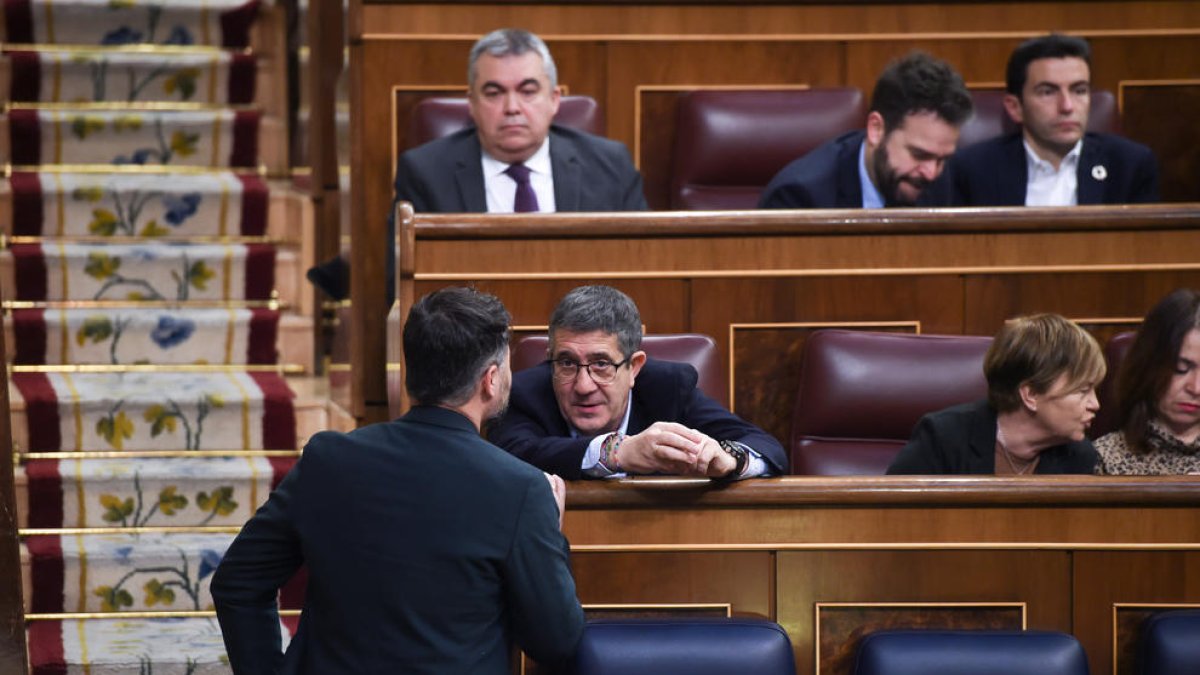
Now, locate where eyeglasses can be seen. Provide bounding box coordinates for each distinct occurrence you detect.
[548,357,630,385]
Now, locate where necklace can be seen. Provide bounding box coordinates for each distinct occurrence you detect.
[997,425,1036,475]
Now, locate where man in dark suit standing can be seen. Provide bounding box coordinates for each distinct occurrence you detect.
[946,34,1159,206]
[758,52,973,209]
[490,285,788,479]
[394,28,647,213]
[212,287,584,673]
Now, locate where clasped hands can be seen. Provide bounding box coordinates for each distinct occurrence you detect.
[616,422,736,477]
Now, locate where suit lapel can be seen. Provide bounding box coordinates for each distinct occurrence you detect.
[1076,137,1103,205]
[1000,135,1028,205]
[550,130,581,211]
[836,132,864,208]
[453,134,488,212]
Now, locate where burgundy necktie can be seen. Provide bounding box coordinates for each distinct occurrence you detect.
[504,162,539,213]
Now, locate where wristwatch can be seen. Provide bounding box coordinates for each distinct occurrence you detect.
[717,440,749,479]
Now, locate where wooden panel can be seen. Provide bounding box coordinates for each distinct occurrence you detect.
[1073,551,1200,675]
[1122,82,1200,202]
[730,322,918,445]
[962,271,1200,336]
[1112,604,1200,675]
[571,551,774,618]
[778,550,1071,675]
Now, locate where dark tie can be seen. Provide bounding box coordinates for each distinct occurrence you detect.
[504,162,539,213]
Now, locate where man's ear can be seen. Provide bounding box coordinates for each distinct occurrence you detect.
[628,350,648,381]
[481,363,501,401]
[549,85,562,115]
[1003,93,1025,126]
[1017,381,1040,412]
[865,111,887,147]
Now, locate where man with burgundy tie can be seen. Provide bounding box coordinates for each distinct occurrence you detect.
[392,28,648,213]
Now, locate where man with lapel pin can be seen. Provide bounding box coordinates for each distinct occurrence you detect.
[946,34,1159,206]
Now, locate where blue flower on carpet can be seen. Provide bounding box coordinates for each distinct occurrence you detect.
[151,316,196,349]
[114,546,134,564]
[101,26,143,45]
[114,149,154,165]
[163,193,202,225]
[164,26,194,46]
[198,549,223,581]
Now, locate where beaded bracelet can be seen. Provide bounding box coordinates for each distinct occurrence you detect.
[599,433,625,473]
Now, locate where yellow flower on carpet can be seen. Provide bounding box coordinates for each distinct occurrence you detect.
[144,579,176,607]
[99,493,135,523]
[157,486,188,516]
[77,316,114,347]
[170,130,199,158]
[139,219,171,238]
[96,411,135,450]
[163,68,200,100]
[70,116,106,140]
[87,208,120,236]
[108,0,136,7]
[143,404,178,437]
[72,186,105,202]
[197,486,238,517]
[112,115,143,133]
[187,261,216,291]
[206,393,225,408]
[84,252,121,280]
[95,585,134,612]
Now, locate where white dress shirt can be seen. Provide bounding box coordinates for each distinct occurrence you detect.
[1024,138,1082,207]
[481,137,556,213]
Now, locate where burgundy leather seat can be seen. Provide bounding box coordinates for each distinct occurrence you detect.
[512,333,726,406]
[790,330,992,475]
[407,95,604,149]
[670,88,866,210]
[958,89,1118,149]
[1092,330,1135,439]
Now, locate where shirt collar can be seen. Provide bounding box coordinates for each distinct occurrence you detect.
[858,140,885,209]
[1023,137,1082,176]
[481,135,552,177]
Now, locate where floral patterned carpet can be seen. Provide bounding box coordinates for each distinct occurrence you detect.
[4,0,303,671]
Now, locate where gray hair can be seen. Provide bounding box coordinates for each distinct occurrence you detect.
[468,28,558,89]
[549,285,643,358]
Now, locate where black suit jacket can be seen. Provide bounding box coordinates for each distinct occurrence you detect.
[946,132,1159,206]
[488,359,788,479]
[212,406,583,674]
[885,400,1098,475]
[393,125,648,213]
[758,130,865,209]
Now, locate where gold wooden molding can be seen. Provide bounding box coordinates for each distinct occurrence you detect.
[17,450,301,461]
[24,609,301,621]
[570,543,1200,553]
[20,526,243,536]
[5,163,269,176]
[3,235,282,246]
[4,300,286,310]
[10,364,305,374]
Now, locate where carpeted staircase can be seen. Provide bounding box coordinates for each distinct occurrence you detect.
[2,0,331,670]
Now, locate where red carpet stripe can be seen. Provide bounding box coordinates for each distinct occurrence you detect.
[243,243,277,300]
[26,535,66,614]
[237,173,269,235]
[27,620,65,675]
[248,308,280,364]
[24,460,65,529]
[219,0,260,49]
[5,49,41,101]
[11,308,48,364]
[230,110,260,168]
[11,242,48,300]
[228,52,257,104]
[12,372,62,452]
[249,372,296,450]
[9,171,44,236]
[8,108,41,165]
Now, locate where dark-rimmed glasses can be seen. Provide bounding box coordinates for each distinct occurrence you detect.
[548,357,630,385]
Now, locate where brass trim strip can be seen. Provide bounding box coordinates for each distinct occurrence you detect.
[582,603,731,616]
[362,29,1200,43]
[414,262,1200,282]
[5,300,285,310]
[3,102,257,112]
[3,235,282,246]
[20,527,243,536]
[568,543,1200,552]
[727,321,921,410]
[25,609,301,621]
[1,43,249,55]
[10,364,305,374]
[18,450,300,460]
[5,163,268,176]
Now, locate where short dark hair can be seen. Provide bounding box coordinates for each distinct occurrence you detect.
[984,313,1105,413]
[1006,34,1092,98]
[548,285,642,358]
[870,51,973,132]
[1116,288,1200,453]
[403,287,511,407]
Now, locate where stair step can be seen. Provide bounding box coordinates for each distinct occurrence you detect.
[3,0,262,49]
[19,455,296,529]
[2,48,257,105]
[3,108,261,169]
[4,241,276,302]
[10,371,297,452]
[28,616,295,674]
